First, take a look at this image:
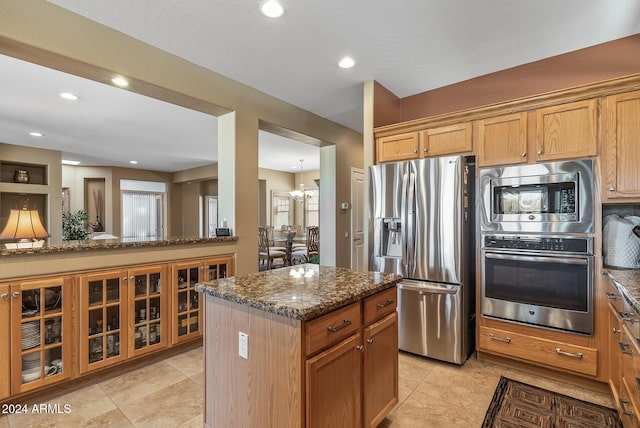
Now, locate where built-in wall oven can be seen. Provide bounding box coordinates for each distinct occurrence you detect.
[479,159,596,335]
[481,235,594,334]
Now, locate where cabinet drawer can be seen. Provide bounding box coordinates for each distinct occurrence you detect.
[621,327,640,408]
[363,287,397,325]
[478,326,598,376]
[305,302,362,356]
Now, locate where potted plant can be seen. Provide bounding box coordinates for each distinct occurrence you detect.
[62,209,90,242]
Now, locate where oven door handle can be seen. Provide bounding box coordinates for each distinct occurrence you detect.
[484,252,588,265]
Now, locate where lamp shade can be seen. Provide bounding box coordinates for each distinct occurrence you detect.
[0,208,50,240]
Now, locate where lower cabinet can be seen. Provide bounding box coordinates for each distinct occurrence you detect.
[1,283,10,400]
[607,277,640,425]
[10,276,74,394]
[364,312,398,428]
[304,287,399,428]
[1,254,234,402]
[306,333,363,428]
[171,256,233,344]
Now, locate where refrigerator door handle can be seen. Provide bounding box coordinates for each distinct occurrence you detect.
[400,170,409,273]
[398,281,459,295]
[406,171,416,273]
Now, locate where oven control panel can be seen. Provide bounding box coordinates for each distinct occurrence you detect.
[483,235,591,253]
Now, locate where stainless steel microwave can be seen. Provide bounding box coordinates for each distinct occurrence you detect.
[478,159,595,234]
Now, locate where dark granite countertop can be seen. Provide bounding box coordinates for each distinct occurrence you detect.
[0,236,237,257]
[606,268,640,315]
[195,264,402,321]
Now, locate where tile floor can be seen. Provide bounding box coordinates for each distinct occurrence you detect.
[0,347,614,427]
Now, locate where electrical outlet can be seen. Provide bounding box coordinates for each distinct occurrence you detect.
[238,332,248,359]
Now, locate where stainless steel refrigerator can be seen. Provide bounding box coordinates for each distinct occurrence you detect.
[369,156,475,364]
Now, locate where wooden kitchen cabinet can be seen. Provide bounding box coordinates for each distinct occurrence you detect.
[420,122,473,158]
[305,287,398,428]
[78,270,128,373]
[476,112,528,167]
[306,332,363,428]
[376,132,420,163]
[0,284,10,400]
[10,276,74,394]
[171,256,233,344]
[602,90,640,202]
[363,312,398,428]
[128,265,167,357]
[534,99,597,162]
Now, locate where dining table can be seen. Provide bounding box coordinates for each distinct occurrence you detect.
[273,234,306,266]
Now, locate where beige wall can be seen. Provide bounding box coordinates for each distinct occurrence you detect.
[258,168,295,227]
[0,1,364,274]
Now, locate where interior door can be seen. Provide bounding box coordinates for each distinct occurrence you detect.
[351,168,365,270]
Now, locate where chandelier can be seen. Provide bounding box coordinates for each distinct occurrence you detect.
[290,159,314,200]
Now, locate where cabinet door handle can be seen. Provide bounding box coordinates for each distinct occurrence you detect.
[536,150,543,156]
[367,338,374,345]
[1,293,7,300]
[423,148,427,153]
[122,277,128,281]
[521,152,526,158]
[613,327,621,334]
[619,311,634,322]
[356,345,364,352]
[555,348,583,359]
[488,333,511,343]
[606,291,618,300]
[12,291,19,298]
[609,186,616,192]
[621,399,634,416]
[413,149,417,154]
[376,299,395,309]
[619,342,634,355]
[327,319,352,333]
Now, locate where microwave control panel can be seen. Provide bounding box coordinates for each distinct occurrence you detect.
[483,235,590,254]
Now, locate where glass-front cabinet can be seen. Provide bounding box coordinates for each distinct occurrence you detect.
[128,265,167,357]
[171,256,234,344]
[10,276,73,393]
[79,270,128,373]
[1,283,10,400]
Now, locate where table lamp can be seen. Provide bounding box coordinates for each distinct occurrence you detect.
[0,207,50,249]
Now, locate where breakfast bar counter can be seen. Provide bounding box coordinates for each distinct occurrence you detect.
[195,264,402,428]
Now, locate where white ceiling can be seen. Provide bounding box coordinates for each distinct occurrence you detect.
[3,1,640,172]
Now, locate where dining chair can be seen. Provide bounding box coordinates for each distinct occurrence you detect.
[259,227,285,269]
[266,225,287,252]
[292,226,319,262]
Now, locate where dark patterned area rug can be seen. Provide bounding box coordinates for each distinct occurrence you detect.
[482,376,622,428]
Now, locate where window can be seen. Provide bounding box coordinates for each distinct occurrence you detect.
[272,190,292,230]
[305,189,319,228]
[120,180,166,241]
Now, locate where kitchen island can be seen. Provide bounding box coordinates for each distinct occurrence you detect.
[195,264,402,428]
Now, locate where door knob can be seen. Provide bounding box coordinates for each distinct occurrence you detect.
[1,293,7,300]
[609,186,616,192]
[536,150,543,156]
[367,338,374,345]
[521,152,526,158]
[12,291,20,298]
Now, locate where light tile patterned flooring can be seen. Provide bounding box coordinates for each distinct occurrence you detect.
[0,346,614,427]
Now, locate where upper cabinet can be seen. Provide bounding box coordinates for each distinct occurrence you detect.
[602,90,640,202]
[534,99,598,162]
[420,122,473,158]
[376,132,420,163]
[376,122,472,163]
[476,112,528,167]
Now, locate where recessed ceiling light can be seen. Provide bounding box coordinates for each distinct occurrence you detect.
[112,76,129,87]
[62,159,81,166]
[29,131,44,137]
[59,92,79,101]
[338,57,356,69]
[260,0,284,18]
[129,160,138,165]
